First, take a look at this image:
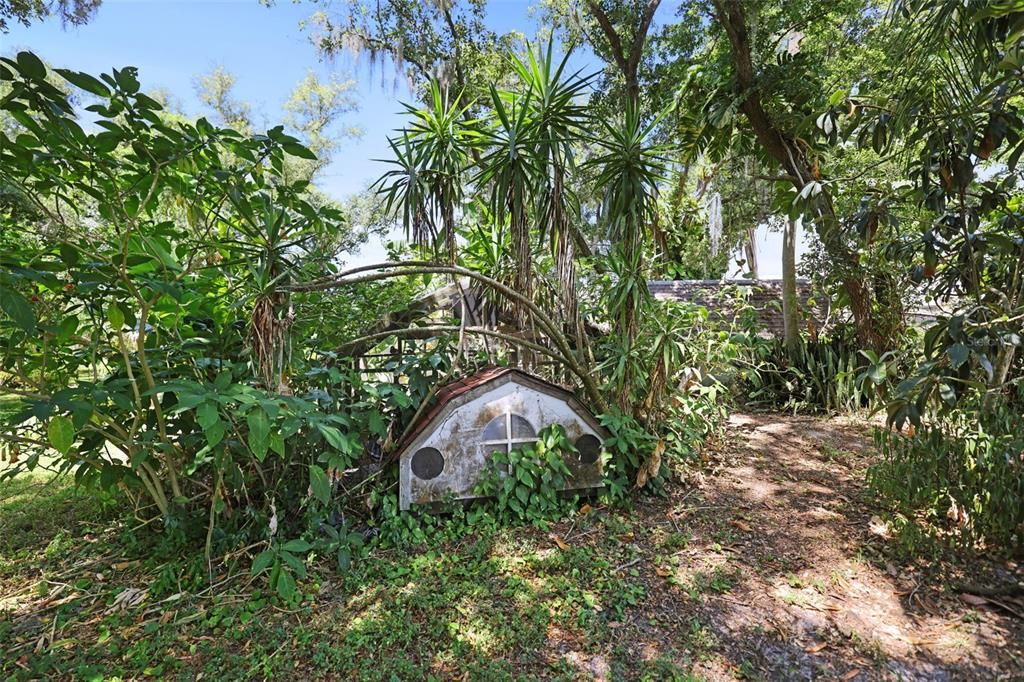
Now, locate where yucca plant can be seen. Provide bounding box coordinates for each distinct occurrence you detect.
[374,81,478,260]
[587,103,672,409]
[511,43,592,332]
[475,83,542,315]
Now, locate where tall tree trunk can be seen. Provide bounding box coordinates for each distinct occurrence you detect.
[712,0,884,351]
[744,227,759,279]
[782,216,801,357]
[585,0,662,109]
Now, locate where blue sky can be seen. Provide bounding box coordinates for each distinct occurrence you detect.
[2,0,799,275]
[1,0,598,200]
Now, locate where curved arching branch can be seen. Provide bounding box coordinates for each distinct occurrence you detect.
[335,325,575,368]
[291,261,564,346]
[287,260,608,412]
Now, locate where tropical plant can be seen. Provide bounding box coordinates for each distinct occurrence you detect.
[476,82,541,307]
[587,103,671,407]
[848,2,1024,425]
[475,423,579,527]
[512,43,591,330]
[0,54,358,565]
[374,81,476,256]
[870,397,1024,553]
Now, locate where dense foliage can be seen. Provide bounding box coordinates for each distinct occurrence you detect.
[2,0,1024,605]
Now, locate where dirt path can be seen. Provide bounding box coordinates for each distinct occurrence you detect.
[616,412,1024,680]
[3,412,1022,680]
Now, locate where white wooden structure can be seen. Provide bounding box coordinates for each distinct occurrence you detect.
[396,368,606,510]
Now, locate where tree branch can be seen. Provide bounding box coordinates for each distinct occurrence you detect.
[585,0,662,104]
[585,0,629,75]
[287,261,608,412]
[628,0,662,75]
[336,325,573,367]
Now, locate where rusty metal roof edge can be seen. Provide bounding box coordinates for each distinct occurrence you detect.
[394,367,607,457]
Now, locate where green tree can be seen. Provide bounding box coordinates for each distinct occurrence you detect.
[194,65,253,132]
[0,0,99,31]
[304,0,517,106]
[0,53,350,525]
[588,103,670,408]
[705,0,887,349]
[284,70,362,178]
[539,0,665,110]
[853,0,1024,420]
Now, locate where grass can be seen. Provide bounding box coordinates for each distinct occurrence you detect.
[0,471,113,594]
[0,471,713,681]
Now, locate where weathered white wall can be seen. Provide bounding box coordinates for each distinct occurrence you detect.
[399,377,604,510]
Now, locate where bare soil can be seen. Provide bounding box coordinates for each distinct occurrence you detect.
[3,412,1022,680]
[574,412,1024,680]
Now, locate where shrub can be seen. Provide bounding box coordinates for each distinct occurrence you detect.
[741,337,866,413]
[869,404,1024,554]
[475,424,579,527]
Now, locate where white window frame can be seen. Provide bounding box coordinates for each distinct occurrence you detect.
[480,412,536,458]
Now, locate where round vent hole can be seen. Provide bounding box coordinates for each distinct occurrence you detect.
[411,447,445,480]
[575,434,602,465]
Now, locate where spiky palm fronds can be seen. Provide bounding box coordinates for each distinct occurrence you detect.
[512,42,593,329]
[475,84,543,317]
[587,103,672,406]
[374,81,478,260]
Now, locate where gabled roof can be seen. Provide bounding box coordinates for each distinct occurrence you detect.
[395,367,604,454]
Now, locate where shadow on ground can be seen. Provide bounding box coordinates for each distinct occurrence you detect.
[1,413,1022,680]
[598,413,1024,681]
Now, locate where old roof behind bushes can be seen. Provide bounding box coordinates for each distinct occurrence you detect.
[648,279,829,338]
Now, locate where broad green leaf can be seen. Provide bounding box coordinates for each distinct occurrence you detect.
[867,363,887,384]
[56,316,79,342]
[114,66,140,94]
[309,464,331,505]
[275,568,296,601]
[280,550,307,578]
[107,304,125,330]
[16,52,46,80]
[250,550,274,575]
[171,392,205,411]
[214,370,232,391]
[247,407,270,460]
[204,421,226,449]
[47,416,75,454]
[367,411,386,438]
[58,244,80,267]
[282,143,316,160]
[282,538,312,553]
[269,432,285,457]
[337,547,352,572]
[947,343,970,369]
[56,69,111,97]
[317,423,351,453]
[0,286,36,333]
[196,402,219,430]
